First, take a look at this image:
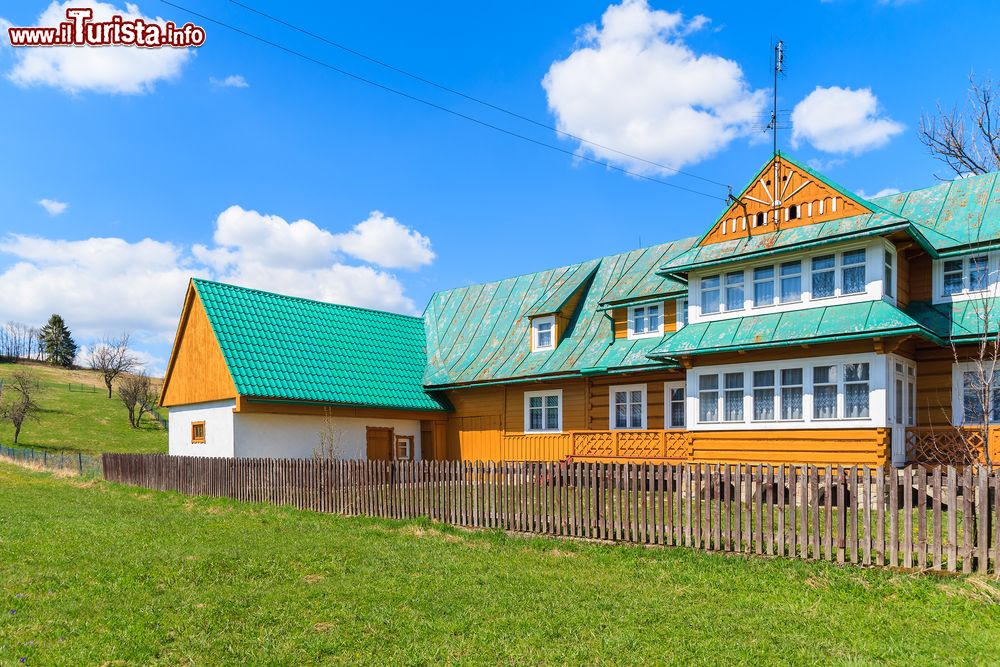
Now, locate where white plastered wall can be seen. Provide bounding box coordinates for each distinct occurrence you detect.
[168,399,236,457]
[233,413,423,460]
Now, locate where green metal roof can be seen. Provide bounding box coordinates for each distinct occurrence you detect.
[525,259,600,317]
[193,279,448,412]
[597,236,696,305]
[648,300,942,359]
[423,241,692,388]
[903,298,1000,342]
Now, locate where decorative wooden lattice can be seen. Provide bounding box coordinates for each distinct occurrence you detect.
[617,431,661,458]
[905,427,985,466]
[570,430,691,461]
[572,431,614,458]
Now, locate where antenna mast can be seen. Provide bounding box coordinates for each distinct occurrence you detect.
[768,39,784,226]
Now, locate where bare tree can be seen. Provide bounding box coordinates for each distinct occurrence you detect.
[117,372,157,429]
[923,292,1000,468]
[89,333,139,398]
[313,407,346,460]
[0,372,41,445]
[920,73,1000,178]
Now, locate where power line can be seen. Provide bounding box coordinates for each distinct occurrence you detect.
[158,0,728,202]
[226,0,731,190]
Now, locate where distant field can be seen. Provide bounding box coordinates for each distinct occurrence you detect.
[2,462,1000,665]
[0,361,167,454]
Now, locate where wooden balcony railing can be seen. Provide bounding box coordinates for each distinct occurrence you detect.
[569,430,691,462]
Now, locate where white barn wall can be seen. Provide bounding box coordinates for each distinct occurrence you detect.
[233,413,423,460]
[168,400,236,457]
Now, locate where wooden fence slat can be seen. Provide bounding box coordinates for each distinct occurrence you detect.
[963,467,974,574]
[917,467,928,570]
[977,466,989,574]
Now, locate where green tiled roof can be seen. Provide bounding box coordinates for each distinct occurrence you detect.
[648,300,942,359]
[194,279,448,412]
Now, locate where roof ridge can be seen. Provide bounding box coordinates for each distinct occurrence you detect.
[192,277,423,323]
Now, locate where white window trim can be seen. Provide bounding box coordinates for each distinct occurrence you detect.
[524,389,563,433]
[531,315,556,351]
[687,240,886,324]
[627,302,664,340]
[889,356,917,427]
[685,353,886,431]
[950,361,1000,426]
[932,252,1000,304]
[676,298,688,330]
[664,381,685,429]
[609,384,647,430]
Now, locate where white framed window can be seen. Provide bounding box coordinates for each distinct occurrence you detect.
[841,249,866,295]
[664,381,685,428]
[725,271,745,311]
[753,266,775,307]
[610,384,646,430]
[952,362,1000,425]
[701,275,721,314]
[628,303,663,339]
[689,241,883,323]
[676,298,689,330]
[884,248,896,302]
[934,253,996,303]
[531,316,555,351]
[524,389,562,433]
[687,354,883,430]
[891,358,917,427]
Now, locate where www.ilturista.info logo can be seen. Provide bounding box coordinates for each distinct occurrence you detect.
[7,7,206,48]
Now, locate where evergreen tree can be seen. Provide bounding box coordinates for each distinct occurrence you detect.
[39,314,78,368]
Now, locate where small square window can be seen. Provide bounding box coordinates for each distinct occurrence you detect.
[532,316,555,351]
[628,303,663,339]
[191,421,206,444]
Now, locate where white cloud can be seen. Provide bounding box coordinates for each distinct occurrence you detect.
[38,198,68,215]
[541,0,766,174]
[792,86,904,155]
[856,187,900,199]
[332,211,435,270]
[210,74,248,89]
[0,206,434,369]
[6,1,194,94]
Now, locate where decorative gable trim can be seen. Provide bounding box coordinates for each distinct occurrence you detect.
[699,154,873,247]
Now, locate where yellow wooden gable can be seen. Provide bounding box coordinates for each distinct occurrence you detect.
[159,281,238,408]
[699,155,872,246]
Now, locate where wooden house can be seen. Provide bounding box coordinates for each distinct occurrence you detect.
[162,154,1000,467]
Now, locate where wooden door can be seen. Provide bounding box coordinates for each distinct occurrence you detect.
[366,426,394,461]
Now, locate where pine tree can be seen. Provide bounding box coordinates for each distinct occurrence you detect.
[39,314,78,368]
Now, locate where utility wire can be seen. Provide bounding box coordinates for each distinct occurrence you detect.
[159,0,727,202]
[226,0,731,190]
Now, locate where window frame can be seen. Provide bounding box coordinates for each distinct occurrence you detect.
[933,252,997,304]
[686,353,884,430]
[609,384,647,430]
[524,389,563,433]
[952,361,1000,426]
[627,302,664,340]
[394,435,414,461]
[531,315,556,352]
[676,298,689,330]
[664,381,686,429]
[191,421,206,444]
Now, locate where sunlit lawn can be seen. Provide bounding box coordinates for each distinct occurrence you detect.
[2,462,1000,665]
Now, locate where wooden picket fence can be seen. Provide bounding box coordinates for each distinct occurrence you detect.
[102,454,1000,574]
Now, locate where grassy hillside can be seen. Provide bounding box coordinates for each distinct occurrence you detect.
[0,361,167,454]
[2,463,1000,665]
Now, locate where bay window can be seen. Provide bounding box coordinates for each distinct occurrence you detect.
[698,375,719,422]
[724,372,744,421]
[813,365,837,419]
[844,363,870,418]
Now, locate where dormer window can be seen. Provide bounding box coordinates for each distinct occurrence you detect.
[628,303,663,339]
[531,316,555,351]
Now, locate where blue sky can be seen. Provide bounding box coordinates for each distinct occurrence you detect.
[0,0,996,373]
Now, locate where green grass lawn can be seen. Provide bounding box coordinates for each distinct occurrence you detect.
[0,361,167,454]
[2,463,1000,665]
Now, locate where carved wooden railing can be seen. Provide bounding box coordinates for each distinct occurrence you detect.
[570,430,691,462]
[904,426,1000,466]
